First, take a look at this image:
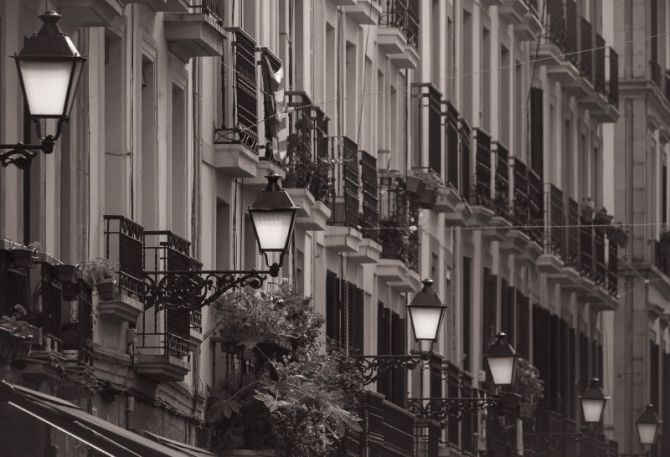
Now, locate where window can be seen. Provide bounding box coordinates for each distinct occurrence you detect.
[104,32,125,216]
[500,47,510,147]
[462,11,473,122]
[462,257,472,371]
[481,28,490,130]
[345,42,357,138]
[325,23,336,119]
[141,56,156,228]
[530,88,543,176]
[171,84,187,236]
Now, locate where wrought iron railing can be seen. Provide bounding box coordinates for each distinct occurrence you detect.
[215,29,258,149]
[445,101,459,191]
[140,231,201,357]
[192,0,224,22]
[546,0,567,51]
[285,93,331,204]
[329,136,360,229]
[459,118,471,202]
[594,33,607,94]
[565,198,580,266]
[103,215,145,300]
[545,184,564,258]
[494,143,510,218]
[41,263,63,347]
[565,0,579,65]
[0,249,29,316]
[470,128,492,208]
[413,83,442,177]
[528,168,544,246]
[511,157,530,230]
[607,238,618,295]
[360,151,380,242]
[579,17,594,84]
[609,48,619,106]
[379,176,419,272]
[364,392,415,456]
[579,222,595,280]
[380,0,419,49]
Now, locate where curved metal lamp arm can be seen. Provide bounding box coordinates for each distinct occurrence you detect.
[407,397,501,424]
[143,268,278,311]
[351,355,424,385]
[0,119,67,169]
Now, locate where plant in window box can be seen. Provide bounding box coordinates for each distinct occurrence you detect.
[580,198,595,222]
[513,358,544,419]
[0,305,36,361]
[9,242,39,269]
[79,258,119,301]
[606,223,628,247]
[593,207,614,227]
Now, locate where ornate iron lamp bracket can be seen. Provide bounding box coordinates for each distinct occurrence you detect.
[143,264,280,312]
[0,119,65,169]
[352,355,424,385]
[407,397,501,424]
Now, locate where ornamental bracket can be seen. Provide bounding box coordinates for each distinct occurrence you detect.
[407,397,501,424]
[352,355,424,385]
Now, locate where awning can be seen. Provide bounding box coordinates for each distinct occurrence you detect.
[0,379,212,457]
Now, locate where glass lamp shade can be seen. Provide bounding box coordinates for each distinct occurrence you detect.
[248,174,299,260]
[637,404,661,446]
[580,378,609,423]
[485,333,517,386]
[13,11,86,119]
[407,279,446,349]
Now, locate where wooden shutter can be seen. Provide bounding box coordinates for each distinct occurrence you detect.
[463,257,472,370]
[326,270,340,344]
[350,287,365,355]
[530,87,543,176]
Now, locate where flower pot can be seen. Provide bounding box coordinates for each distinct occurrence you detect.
[0,329,31,360]
[419,188,436,208]
[406,175,426,196]
[55,264,78,283]
[10,248,34,268]
[97,278,117,301]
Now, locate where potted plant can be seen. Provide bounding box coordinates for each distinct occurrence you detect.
[0,305,36,361]
[406,174,426,196]
[593,207,613,226]
[80,258,119,301]
[206,284,363,457]
[55,264,79,283]
[514,358,544,419]
[9,242,38,269]
[581,198,594,222]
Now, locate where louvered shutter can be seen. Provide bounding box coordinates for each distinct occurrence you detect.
[530,87,543,176]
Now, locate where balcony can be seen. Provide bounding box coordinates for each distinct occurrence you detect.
[537,184,565,275]
[58,0,126,28]
[365,391,415,457]
[378,176,419,274]
[515,1,543,41]
[125,0,189,12]
[212,29,259,177]
[578,33,619,121]
[137,231,200,382]
[343,0,383,25]
[377,0,420,69]
[100,216,145,323]
[164,2,225,62]
[284,93,332,231]
[498,0,531,27]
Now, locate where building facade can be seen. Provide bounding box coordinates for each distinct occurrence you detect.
[0,0,649,456]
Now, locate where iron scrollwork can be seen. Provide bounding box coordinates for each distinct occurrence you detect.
[407,397,501,424]
[144,269,269,311]
[352,355,424,385]
[1,119,65,169]
[523,433,585,456]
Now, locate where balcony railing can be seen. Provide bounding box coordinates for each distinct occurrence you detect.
[380,0,419,49]
[607,239,618,295]
[413,83,442,177]
[545,0,567,51]
[528,168,544,245]
[329,136,360,229]
[360,151,380,242]
[545,184,564,257]
[579,222,595,280]
[103,215,145,300]
[141,231,201,356]
[579,17,594,84]
[192,0,224,22]
[609,48,619,106]
[285,93,331,204]
[494,143,510,217]
[379,177,419,272]
[594,33,606,94]
[365,392,415,457]
[511,157,530,229]
[445,101,459,190]
[215,29,258,149]
[470,128,492,209]
[565,0,578,65]
[594,227,607,287]
[565,198,580,266]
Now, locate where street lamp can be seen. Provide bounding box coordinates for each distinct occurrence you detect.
[1,11,87,169]
[144,174,299,310]
[248,173,299,275]
[485,332,518,386]
[580,377,609,423]
[636,404,661,447]
[407,279,447,358]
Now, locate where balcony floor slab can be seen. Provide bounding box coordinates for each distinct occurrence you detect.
[135,354,190,383]
[536,253,565,275]
[349,238,382,264]
[325,226,363,253]
[207,142,259,178]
